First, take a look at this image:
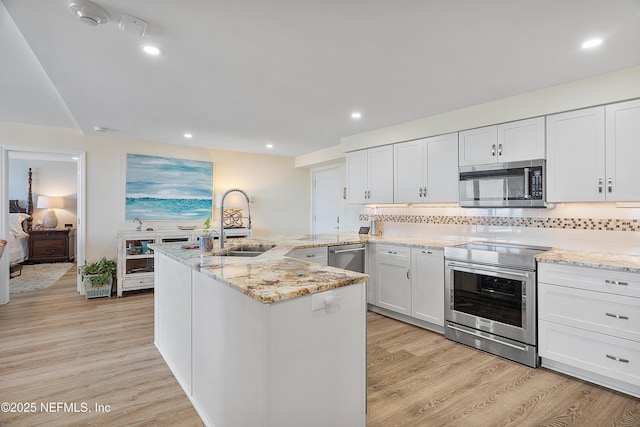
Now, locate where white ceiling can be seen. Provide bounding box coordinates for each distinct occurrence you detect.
[2,1,640,158]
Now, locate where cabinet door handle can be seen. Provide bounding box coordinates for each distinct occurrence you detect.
[606,354,629,363]
[418,187,423,197]
[406,270,410,280]
[423,187,427,198]
[422,250,432,254]
[598,178,603,193]
[491,144,496,156]
[605,312,629,320]
[607,178,613,193]
[605,279,629,286]
[498,143,503,156]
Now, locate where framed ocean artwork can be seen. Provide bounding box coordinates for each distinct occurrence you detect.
[125,154,213,221]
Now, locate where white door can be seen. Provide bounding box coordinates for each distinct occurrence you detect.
[346,150,368,204]
[394,139,424,203]
[313,168,341,234]
[458,125,498,166]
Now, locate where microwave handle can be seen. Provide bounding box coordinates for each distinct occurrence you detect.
[524,167,530,199]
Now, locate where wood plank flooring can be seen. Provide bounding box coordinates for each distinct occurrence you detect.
[1,267,638,426]
[0,265,203,427]
[366,311,640,427]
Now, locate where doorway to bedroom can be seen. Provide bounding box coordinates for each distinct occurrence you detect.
[1,147,86,304]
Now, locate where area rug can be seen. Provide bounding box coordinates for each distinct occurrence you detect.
[9,263,75,294]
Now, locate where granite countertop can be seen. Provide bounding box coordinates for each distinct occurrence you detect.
[151,232,640,304]
[536,248,640,274]
[151,235,372,305]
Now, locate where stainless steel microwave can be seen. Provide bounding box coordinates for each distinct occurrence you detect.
[458,159,546,208]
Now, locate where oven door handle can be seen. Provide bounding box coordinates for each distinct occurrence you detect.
[446,324,529,352]
[447,262,529,278]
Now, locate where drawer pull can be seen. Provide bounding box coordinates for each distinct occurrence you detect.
[605,312,629,320]
[605,279,629,286]
[388,251,397,255]
[606,354,629,364]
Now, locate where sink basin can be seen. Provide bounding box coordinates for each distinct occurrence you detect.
[214,244,276,257]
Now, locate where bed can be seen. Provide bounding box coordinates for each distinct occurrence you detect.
[8,169,33,276]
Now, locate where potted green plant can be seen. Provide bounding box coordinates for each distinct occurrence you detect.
[79,257,117,298]
[200,218,215,251]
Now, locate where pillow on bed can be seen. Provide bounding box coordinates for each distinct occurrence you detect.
[9,213,29,238]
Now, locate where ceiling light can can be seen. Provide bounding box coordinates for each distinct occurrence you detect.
[581,38,603,49]
[142,45,161,55]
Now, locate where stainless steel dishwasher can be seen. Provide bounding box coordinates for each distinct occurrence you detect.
[328,243,366,273]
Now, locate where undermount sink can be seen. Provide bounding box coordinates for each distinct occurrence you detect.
[214,244,276,257]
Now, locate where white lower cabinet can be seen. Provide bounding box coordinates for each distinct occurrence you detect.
[369,243,445,333]
[375,244,411,315]
[411,248,444,327]
[538,262,640,398]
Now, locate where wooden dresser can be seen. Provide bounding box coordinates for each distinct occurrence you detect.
[29,229,76,263]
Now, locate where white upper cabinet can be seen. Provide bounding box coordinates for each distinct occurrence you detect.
[394,133,458,203]
[346,145,394,204]
[497,117,545,162]
[458,118,545,166]
[458,125,498,166]
[547,105,617,203]
[605,99,640,201]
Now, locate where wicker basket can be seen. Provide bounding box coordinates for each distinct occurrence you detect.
[0,240,6,258]
[84,275,113,299]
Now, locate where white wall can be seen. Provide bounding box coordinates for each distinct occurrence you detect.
[1,122,311,261]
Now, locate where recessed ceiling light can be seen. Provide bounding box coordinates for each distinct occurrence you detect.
[141,45,161,55]
[581,38,603,49]
[351,112,362,119]
[266,144,274,149]
[93,126,107,132]
[184,133,193,139]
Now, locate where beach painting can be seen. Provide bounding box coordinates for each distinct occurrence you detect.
[125,154,213,221]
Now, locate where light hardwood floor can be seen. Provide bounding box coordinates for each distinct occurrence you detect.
[1,267,639,426]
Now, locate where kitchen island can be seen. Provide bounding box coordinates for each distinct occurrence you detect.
[152,236,369,427]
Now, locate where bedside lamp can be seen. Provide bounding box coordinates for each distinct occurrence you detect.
[37,196,65,229]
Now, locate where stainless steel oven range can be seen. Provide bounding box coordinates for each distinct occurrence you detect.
[444,241,550,367]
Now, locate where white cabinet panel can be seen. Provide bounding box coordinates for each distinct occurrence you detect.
[539,263,640,299]
[346,146,393,204]
[375,245,411,315]
[538,261,640,397]
[346,150,369,204]
[394,133,458,203]
[497,117,545,162]
[546,106,606,202]
[411,248,444,326]
[605,99,640,201]
[539,283,640,342]
[459,119,544,167]
[539,320,640,389]
[288,246,328,266]
[155,255,193,394]
[458,125,498,166]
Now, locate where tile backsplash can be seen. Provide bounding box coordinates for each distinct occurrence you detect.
[358,203,640,254]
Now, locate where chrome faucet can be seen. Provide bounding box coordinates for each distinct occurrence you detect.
[218,188,252,250]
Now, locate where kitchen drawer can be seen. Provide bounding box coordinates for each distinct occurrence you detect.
[122,274,154,291]
[288,247,328,265]
[539,320,640,387]
[538,263,640,298]
[375,244,411,262]
[539,283,640,342]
